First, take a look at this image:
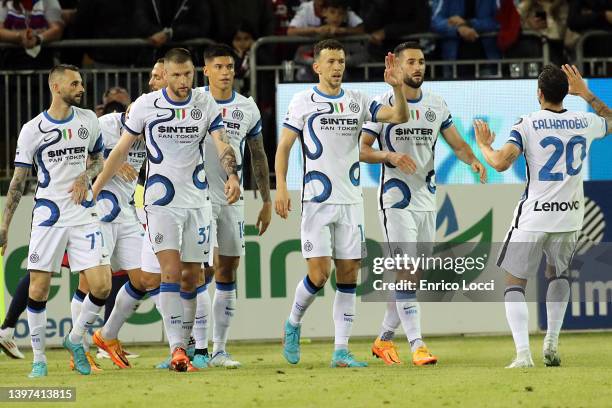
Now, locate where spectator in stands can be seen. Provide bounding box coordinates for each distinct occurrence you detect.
[292,0,365,80]
[432,0,501,77]
[287,0,364,36]
[72,0,137,67]
[232,22,256,95]
[0,0,64,68]
[363,0,431,60]
[517,0,569,65]
[135,0,211,48]
[209,0,274,44]
[272,0,303,36]
[95,86,130,117]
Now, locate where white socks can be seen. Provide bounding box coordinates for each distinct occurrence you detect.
[181,290,197,347]
[379,299,400,341]
[212,282,236,354]
[288,276,321,326]
[27,298,47,363]
[333,284,356,351]
[70,289,91,351]
[505,286,530,355]
[159,283,184,351]
[102,282,146,340]
[193,282,211,351]
[545,277,570,346]
[395,291,424,352]
[69,294,105,345]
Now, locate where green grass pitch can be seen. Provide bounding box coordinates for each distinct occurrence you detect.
[2,333,612,408]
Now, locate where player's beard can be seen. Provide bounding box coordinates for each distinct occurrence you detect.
[62,93,82,107]
[404,75,423,89]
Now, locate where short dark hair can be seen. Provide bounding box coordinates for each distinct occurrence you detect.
[393,41,423,56]
[203,44,235,63]
[325,0,348,9]
[102,101,127,115]
[163,48,193,65]
[156,58,165,65]
[538,64,568,104]
[313,39,344,60]
[48,64,80,83]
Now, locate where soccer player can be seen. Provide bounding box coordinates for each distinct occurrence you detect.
[276,39,409,367]
[89,105,148,369]
[92,48,240,372]
[360,42,487,366]
[195,44,272,369]
[474,64,610,368]
[0,64,112,377]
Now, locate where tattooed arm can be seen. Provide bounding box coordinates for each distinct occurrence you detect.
[210,127,240,204]
[563,64,612,132]
[0,167,29,255]
[247,133,272,235]
[70,151,104,204]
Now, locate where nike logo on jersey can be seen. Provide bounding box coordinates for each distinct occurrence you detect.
[43,134,56,142]
[534,200,580,212]
[170,315,180,320]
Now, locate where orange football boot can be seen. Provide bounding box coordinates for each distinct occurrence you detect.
[371,337,402,365]
[92,329,130,369]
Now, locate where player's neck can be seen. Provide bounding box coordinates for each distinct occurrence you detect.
[46,99,73,121]
[316,82,342,97]
[209,85,233,102]
[540,101,564,112]
[402,85,421,102]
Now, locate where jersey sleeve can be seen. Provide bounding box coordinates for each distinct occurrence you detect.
[288,4,309,27]
[88,114,104,154]
[584,112,608,140]
[99,115,118,158]
[440,99,453,131]
[246,98,263,139]
[282,94,305,135]
[364,93,383,123]
[123,95,147,136]
[506,116,526,152]
[14,124,37,167]
[347,11,363,27]
[205,96,224,134]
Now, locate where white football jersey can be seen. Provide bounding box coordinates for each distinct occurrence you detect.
[97,112,146,223]
[202,87,262,206]
[14,107,103,227]
[124,88,224,208]
[508,109,608,232]
[362,90,452,211]
[283,86,383,204]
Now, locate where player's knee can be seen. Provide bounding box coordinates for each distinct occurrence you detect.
[28,283,49,301]
[140,273,161,291]
[308,272,329,288]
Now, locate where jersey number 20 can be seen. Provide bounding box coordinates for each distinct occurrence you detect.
[538,135,586,181]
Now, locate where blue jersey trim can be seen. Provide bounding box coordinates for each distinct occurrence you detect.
[440,117,453,130]
[14,161,32,167]
[43,108,74,124]
[282,123,303,135]
[123,123,141,136]
[247,119,263,138]
[509,129,524,150]
[370,102,383,122]
[506,139,523,152]
[362,128,380,138]
[162,87,192,106]
[214,89,236,105]
[90,134,105,154]
[407,92,423,103]
[313,86,344,99]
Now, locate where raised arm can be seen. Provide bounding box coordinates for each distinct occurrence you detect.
[0,167,29,255]
[274,127,298,219]
[246,133,272,235]
[474,119,520,172]
[92,130,136,198]
[441,125,487,183]
[562,64,612,133]
[359,131,416,174]
[372,53,409,124]
[210,127,240,205]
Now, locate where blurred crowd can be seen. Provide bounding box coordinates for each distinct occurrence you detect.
[0,0,609,70]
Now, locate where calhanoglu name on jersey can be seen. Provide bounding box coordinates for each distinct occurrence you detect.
[372,279,496,292]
